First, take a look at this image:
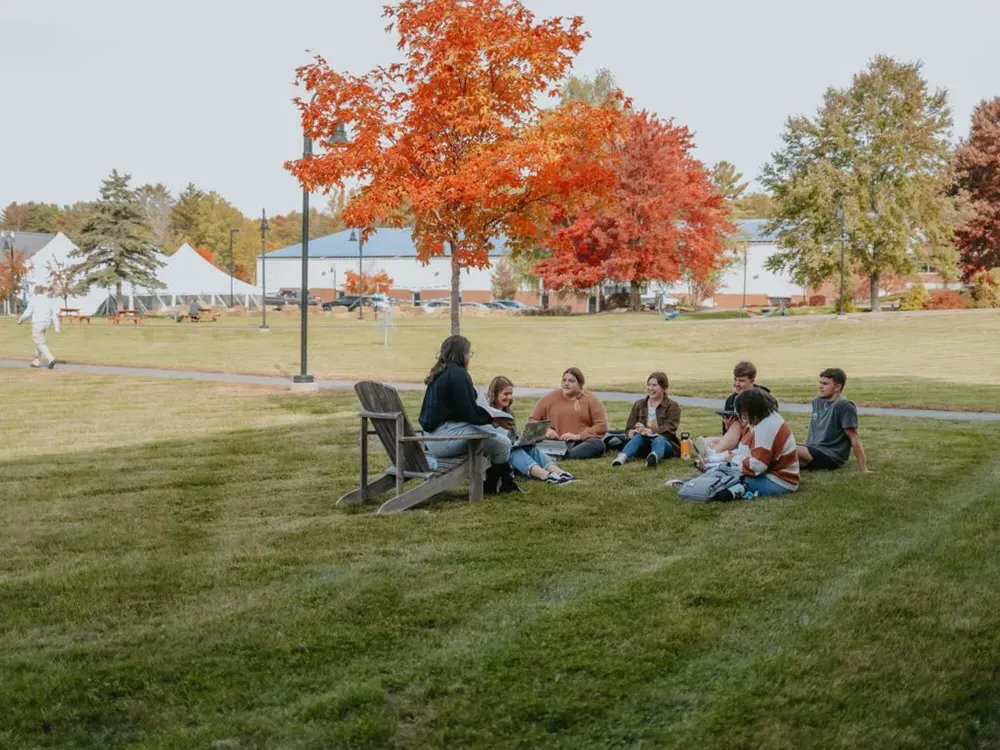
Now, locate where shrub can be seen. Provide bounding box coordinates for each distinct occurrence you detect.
[808,294,827,307]
[837,294,858,313]
[925,290,969,310]
[899,282,930,311]
[970,269,1000,308]
[522,305,573,317]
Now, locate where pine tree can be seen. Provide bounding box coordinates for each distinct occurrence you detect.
[71,170,164,307]
[170,183,206,246]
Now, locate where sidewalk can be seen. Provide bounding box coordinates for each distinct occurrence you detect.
[4,359,999,423]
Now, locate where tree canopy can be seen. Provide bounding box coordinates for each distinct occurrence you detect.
[954,97,1000,277]
[287,0,622,334]
[70,170,165,306]
[762,56,962,310]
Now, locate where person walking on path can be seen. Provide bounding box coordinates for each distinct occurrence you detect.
[18,286,61,369]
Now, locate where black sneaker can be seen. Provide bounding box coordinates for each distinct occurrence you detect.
[46,360,57,370]
[646,453,659,467]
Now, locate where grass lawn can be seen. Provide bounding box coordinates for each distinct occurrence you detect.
[2,310,999,413]
[3,371,1000,747]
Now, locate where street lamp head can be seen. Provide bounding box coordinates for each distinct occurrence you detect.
[329,122,349,145]
[348,230,358,243]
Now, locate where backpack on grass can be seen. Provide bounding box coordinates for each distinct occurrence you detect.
[676,464,746,503]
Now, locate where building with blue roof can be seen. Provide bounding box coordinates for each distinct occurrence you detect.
[255,219,805,309]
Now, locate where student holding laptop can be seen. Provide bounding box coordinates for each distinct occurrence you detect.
[487,376,576,484]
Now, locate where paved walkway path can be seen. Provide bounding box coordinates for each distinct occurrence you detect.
[3,359,999,422]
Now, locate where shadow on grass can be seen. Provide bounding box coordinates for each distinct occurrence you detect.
[2,405,1000,748]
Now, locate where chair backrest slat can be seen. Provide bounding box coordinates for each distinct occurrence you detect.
[354,381,431,474]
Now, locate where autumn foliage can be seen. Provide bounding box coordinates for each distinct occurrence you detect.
[287,0,623,333]
[533,110,733,309]
[193,245,251,283]
[0,251,30,305]
[955,97,1000,278]
[344,269,394,296]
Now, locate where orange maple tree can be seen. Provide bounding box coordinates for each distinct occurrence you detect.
[287,0,623,334]
[344,269,394,295]
[534,110,733,310]
[1,251,30,308]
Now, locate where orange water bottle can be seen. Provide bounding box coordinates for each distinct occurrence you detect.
[680,432,693,460]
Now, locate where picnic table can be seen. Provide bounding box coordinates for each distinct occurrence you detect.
[58,308,91,324]
[109,309,144,325]
[177,307,221,323]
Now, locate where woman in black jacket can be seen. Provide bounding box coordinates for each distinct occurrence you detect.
[418,335,518,494]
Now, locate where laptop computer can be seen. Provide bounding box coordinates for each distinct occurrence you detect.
[515,420,550,447]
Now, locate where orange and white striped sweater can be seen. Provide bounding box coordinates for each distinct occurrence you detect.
[731,412,800,491]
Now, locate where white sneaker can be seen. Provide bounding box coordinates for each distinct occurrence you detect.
[694,436,708,457]
[611,453,627,467]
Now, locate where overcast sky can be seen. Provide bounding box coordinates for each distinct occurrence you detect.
[3,0,998,217]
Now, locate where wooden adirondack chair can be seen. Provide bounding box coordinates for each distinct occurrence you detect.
[337,381,489,514]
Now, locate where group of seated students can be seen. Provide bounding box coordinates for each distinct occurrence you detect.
[417,335,868,497]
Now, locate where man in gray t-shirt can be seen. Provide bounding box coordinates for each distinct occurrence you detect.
[797,368,869,472]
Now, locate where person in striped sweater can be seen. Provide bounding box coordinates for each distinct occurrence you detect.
[727,387,800,496]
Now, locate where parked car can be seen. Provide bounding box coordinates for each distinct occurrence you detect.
[484,301,510,310]
[422,299,451,312]
[492,299,532,311]
[323,294,393,312]
[278,289,320,306]
[262,293,286,309]
[461,301,488,309]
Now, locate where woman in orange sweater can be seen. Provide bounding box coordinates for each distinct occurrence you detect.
[527,367,607,460]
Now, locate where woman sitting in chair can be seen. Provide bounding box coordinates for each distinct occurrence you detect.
[417,335,519,494]
[487,376,575,485]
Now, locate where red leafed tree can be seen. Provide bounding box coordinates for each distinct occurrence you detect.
[534,110,733,310]
[1,251,30,310]
[287,0,623,334]
[344,269,394,295]
[955,97,1000,278]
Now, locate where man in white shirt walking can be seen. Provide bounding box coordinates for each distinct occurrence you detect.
[18,286,61,369]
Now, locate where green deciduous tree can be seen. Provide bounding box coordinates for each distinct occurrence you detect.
[71,170,165,307]
[0,202,60,232]
[762,56,962,311]
[560,68,620,107]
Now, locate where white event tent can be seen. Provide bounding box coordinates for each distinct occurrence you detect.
[24,236,261,314]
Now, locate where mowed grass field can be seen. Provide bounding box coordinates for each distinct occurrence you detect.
[2,309,1000,411]
[3,371,1000,748]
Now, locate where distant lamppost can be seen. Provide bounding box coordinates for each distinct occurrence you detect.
[228,228,239,308]
[296,118,349,384]
[259,210,270,330]
[348,229,365,320]
[835,205,847,317]
[2,230,15,314]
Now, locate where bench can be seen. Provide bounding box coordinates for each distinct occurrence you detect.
[337,380,488,514]
[108,310,144,325]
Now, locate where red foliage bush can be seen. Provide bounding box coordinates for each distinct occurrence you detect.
[925,290,968,310]
[808,294,827,307]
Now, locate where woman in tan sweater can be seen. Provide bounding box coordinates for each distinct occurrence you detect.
[528,367,607,460]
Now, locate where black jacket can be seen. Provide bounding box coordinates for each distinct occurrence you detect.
[418,364,492,433]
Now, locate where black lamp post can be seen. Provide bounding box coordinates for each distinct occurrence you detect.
[259,210,270,330]
[296,120,348,384]
[835,205,847,317]
[228,228,239,308]
[1,231,14,314]
[348,229,365,320]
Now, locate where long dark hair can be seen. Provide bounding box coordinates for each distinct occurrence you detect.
[425,335,472,385]
[733,387,779,425]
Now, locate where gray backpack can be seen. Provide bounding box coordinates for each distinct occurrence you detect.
[676,464,745,503]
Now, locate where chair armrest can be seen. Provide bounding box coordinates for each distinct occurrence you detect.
[360,410,404,420]
[398,434,491,443]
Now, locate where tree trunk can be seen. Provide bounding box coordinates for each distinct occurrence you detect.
[629,281,641,312]
[869,274,881,312]
[449,243,461,336]
[116,282,123,311]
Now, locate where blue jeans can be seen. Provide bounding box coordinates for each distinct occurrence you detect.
[743,475,793,497]
[622,433,673,461]
[509,445,554,477]
[426,422,512,463]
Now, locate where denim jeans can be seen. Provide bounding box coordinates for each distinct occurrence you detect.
[426,422,512,463]
[743,475,793,496]
[509,445,555,477]
[622,433,673,461]
[564,437,606,460]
